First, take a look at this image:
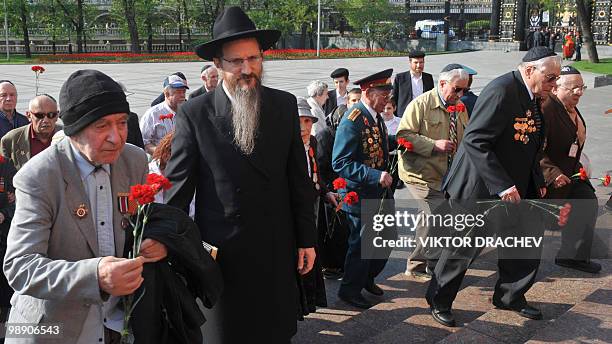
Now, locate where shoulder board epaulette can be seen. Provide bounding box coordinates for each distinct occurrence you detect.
[347,109,361,122]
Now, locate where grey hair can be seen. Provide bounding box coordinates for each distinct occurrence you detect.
[518,55,562,71]
[307,80,328,98]
[438,68,469,83]
[203,66,218,77]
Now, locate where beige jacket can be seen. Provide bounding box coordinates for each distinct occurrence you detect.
[396,88,469,191]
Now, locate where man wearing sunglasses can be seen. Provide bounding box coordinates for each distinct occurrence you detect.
[1,94,61,170]
[396,64,470,280]
[0,81,28,141]
[426,47,561,327]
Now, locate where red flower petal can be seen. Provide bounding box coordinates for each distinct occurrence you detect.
[332,177,347,191]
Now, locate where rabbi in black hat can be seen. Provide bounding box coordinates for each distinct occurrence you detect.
[3,69,169,342]
[426,46,561,327]
[392,50,434,117]
[163,6,317,343]
[323,67,350,115]
[331,69,397,309]
[539,65,601,274]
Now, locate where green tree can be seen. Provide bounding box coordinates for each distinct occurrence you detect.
[121,0,141,53]
[339,0,397,50]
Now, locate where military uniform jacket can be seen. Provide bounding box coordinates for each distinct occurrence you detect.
[164,85,316,343]
[442,71,546,199]
[332,101,391,214]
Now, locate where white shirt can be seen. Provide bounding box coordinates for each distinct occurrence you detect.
[140,101,175,146]
[362,101,379,124]
[69,141,122,343]
[336,90,348,107]
[303,143,312,177]
[384,116,402,135]
[410,72,424,100]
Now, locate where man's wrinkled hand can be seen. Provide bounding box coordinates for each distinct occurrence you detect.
[297,247,315,275]
[139,239,168,263]
[7,192,15,204]
[379,172,393,188]
[97,256,145,296]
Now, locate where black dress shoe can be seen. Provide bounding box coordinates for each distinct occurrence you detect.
[430,307,456,327]
[494,302,542,320]
[338,292,374,309]
[323,268,344,280]
[364,283,384,296]
[555,258,602,274]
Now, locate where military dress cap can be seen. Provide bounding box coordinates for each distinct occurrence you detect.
[353,69,394,91]
[194,6,281,61]
[522,46,556,62]
[440,63,478,75]
[330,68,349,79]
[408,50,425,59]
[296,96,318,122]
[560,65,581,75]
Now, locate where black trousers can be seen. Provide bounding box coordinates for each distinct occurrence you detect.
[556,181,598,261]
[426,202,544,311]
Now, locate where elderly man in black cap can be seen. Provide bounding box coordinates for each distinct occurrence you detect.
[397,64,470,278]
[163,6,316,343]
[188,65,219,100]
[425,46,561,327]
[332,69,397,309]
[392,51,434,117]
[540,65,601,274]
[3,70,168,343]
[324,67,350,115]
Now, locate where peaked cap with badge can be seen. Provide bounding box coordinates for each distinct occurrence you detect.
[353,69,394,91]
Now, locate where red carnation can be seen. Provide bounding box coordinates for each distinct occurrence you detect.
[603,174,611,187]
[557,203,572,227]
[447,105,457,113]
[343,191,359,205]
[397,137,414,151]
[332,177,347,191]
[146,173,172,191]
[456,103,466,112]
[578,167,588,181]
[159,113,174,121]
[129,184,157,205]
[31,65,45,73]
[0,155,5,164]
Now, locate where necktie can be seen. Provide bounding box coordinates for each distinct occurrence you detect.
[448,109,457,168]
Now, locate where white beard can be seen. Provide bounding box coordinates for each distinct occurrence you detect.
[231,78,262,156]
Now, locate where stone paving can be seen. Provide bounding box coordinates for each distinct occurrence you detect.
[1,51,611,343]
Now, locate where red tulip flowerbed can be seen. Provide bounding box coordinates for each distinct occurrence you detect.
[35,48,403,64]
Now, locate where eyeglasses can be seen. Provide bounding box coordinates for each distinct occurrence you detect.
[451,87,467,94]
[558,85,587,94]
[535,68,560,83]
[29,111,58,119]
[222,54,263,69]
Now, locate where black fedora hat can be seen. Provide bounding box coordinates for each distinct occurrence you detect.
[195,6,281,61]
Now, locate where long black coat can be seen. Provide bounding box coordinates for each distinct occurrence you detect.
[164,86,316,343]
[392,71,434,117]
[443,71,546,199]
[323,89,338,116]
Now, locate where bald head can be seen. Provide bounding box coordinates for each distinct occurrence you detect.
[27,95,59,139]
[0,81,17,114]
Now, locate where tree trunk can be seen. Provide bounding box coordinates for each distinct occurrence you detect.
[575,0,599,63]
[122,0,140,53]
[515,0,527,49]
[182,0,191,47]
[300,23,307,49]
[147,19,153,53]
[76,0,84,52]
[19,0,31,58]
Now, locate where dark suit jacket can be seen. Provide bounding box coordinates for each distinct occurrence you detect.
[323,89,338,116]
[164,86,316,343]
[443,71,545,199]
[392,71,434,117]
[188,86,209,100]
[540,95,590,198]
[0,124,61,171]
[127,112,145,149]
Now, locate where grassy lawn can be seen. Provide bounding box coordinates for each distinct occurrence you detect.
[0,55,34,64]
[571,58,612,75]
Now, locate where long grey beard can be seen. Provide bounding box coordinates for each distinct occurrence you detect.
[231,81,262,155]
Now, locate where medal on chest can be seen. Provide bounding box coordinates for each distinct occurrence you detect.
[117,192,137,229]
[513,109,537,144]
[361,117,384,168]
[308,147,320,190]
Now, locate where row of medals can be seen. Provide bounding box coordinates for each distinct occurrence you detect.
[513,109,537,144]
[363,127,384,168]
